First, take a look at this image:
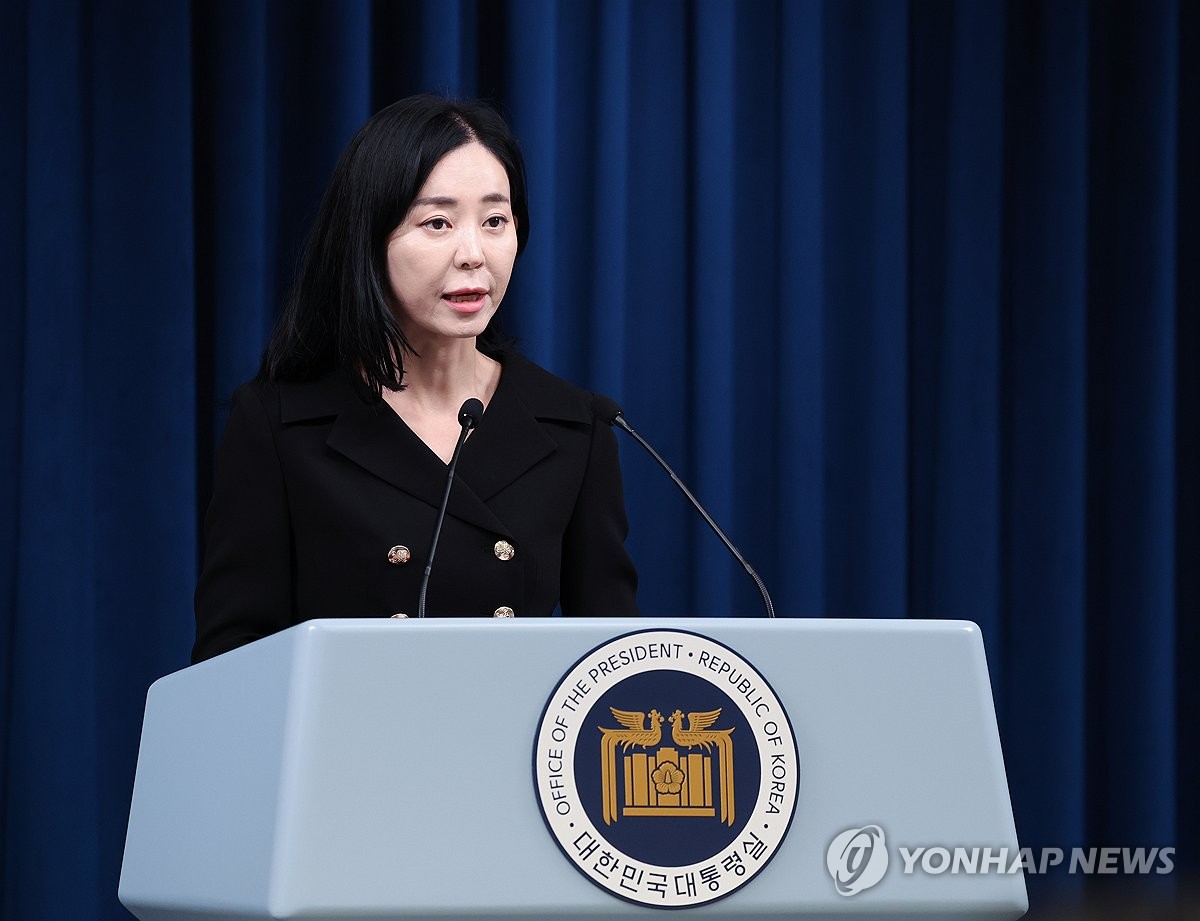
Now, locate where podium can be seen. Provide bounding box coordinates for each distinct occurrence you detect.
[119,618,1027,920]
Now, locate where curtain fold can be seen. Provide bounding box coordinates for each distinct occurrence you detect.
[1175,0,1200,880]
[999,0,1093,861]
[1082,0,1178,849]
[2,1,1194,917]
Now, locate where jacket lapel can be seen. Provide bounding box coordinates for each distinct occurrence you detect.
[280,373,509,536]
[458,379,557,501]
[459,352,593,501]
[277,353,593,536]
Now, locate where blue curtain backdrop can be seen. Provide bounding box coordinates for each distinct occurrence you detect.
[1,1,1196,918]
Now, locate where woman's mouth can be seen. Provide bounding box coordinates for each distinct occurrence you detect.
[443,289,487,312]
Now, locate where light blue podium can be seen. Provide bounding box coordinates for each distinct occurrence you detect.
[119,618,1027,920]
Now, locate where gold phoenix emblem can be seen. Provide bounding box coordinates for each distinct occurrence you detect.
[598,706,736,826]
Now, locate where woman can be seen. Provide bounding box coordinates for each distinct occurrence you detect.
[192,95,639,663]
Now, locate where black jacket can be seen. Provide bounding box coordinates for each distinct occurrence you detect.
[192,352,639,662]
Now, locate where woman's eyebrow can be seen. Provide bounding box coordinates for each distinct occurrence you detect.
[412,192,510,207]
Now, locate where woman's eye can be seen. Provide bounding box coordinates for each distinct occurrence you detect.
[484,215,508,229]
[424,217,450,231]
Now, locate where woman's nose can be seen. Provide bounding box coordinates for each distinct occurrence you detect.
[456,227,484,269]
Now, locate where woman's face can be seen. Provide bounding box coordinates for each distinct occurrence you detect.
[385,142,518,347]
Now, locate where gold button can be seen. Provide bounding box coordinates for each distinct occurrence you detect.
[494,606,515,618]
[493,539,515,561]
[387,545,411,565]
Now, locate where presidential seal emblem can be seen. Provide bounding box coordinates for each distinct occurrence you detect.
[533,629,799,908]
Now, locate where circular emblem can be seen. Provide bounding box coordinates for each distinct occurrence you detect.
[533,629,799,909]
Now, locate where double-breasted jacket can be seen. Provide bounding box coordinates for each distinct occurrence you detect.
[192,351,639,662]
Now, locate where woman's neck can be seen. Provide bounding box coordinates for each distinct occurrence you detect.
[387,337,501,419]
[403,337,480,396]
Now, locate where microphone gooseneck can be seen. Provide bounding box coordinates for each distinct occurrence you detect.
[417,398,484,618]
[596,396,776,619]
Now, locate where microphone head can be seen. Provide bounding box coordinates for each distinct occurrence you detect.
[593,394,624,426]
[459,398,485,430]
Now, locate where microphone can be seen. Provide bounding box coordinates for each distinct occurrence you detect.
[417,398,485,618]
[595,395,776,618]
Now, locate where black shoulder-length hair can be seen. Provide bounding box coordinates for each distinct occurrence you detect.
[258,94,530,399]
